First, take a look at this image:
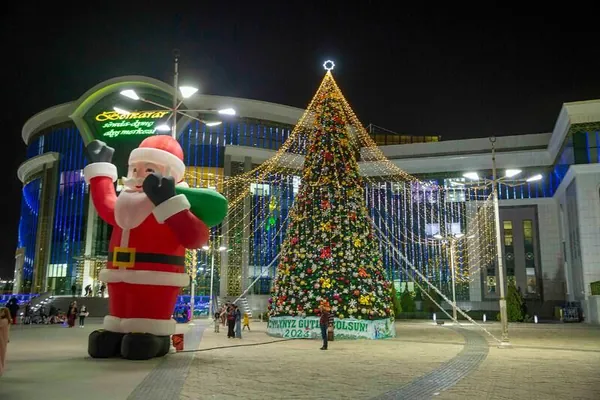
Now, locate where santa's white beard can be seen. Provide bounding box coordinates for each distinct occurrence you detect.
[115,189,155,230]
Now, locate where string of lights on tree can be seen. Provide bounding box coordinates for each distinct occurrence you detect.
[180,66,500,300]
[268,73,394,320]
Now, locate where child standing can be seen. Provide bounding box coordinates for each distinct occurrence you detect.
[79,305,89,328]
[213,309,220,333]
[0,307,12,376]
[242,312,250,331]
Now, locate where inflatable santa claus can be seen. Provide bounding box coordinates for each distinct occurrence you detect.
[83,135,227,360]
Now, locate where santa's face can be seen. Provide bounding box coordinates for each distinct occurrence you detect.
[122,161,167,192]
[115,161,168,230]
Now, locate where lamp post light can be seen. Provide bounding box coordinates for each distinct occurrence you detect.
[202,244,228,317]
[461,137,543,346]
[433,232,465,322]
[490,137,510,346]
[187,249,198,321]
[117,50,236,139]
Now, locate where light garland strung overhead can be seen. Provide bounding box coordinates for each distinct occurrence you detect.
[181,64,499,301]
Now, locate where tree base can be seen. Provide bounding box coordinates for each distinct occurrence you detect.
[267,316,396,340]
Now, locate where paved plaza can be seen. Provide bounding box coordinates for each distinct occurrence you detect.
[1,318,599,399]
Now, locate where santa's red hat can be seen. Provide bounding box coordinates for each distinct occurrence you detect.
[129,135,186,183]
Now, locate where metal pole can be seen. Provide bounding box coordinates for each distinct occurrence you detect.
[209,252,215,316]
[449,238,457,321]
[172,49,180,139]
[189,247,196,321]
[190,271,195,321]
[491,136,510,345]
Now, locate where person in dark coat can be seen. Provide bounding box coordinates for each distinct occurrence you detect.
[6,298,19,325]
[319,303,331,350]
[67,301,78,328]
[227,306,236,338]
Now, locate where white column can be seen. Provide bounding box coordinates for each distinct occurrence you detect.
[82,196,98,295]
[13,249,25,295]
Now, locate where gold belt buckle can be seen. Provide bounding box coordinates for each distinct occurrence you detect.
[113,247,136,269]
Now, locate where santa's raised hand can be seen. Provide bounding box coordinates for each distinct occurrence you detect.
[143,172,176,206]
[86,140,115,164]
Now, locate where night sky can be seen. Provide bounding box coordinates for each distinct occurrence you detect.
[1,5,599,278]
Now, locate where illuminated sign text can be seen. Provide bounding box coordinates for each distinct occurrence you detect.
[94,110,170,139]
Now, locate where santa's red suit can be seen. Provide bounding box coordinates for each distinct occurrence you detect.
[84,136,209,338]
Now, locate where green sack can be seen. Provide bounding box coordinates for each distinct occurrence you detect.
[175,186,228,227]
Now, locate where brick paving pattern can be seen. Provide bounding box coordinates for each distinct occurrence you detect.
[438,324,600,400]
[127,323,205,400]
[180,322,465,400]
[372,326,489,400]
[2,319,600,399]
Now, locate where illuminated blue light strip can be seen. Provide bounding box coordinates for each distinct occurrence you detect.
[586,132,592,165]
[596,131,600,163]
[18,179,41,284]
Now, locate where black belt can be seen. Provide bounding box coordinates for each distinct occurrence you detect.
[109,251,185,267]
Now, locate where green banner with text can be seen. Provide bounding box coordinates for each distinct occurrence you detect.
[267,316,395,340]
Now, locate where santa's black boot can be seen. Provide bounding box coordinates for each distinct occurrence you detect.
[88,330,125,358]
[155,336,172,357]
[120,333,160,360]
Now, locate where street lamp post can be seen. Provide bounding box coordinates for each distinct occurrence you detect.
[116,50,236,139]
[449,238,458,321]
[172,49,179,138]
[209,253,215,315]
[188,249,198,320]
[490,136,510,346]
[190,267,195,318]
[202,245,228,317]
[462,137,542,346]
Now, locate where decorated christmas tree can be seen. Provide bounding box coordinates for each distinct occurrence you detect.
[267,69,395,339]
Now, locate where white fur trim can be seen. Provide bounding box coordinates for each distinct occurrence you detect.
[152,194,190,223]
[103,315,123,332]
[99,269,190,287]
[175,323,190,335]
[121,318,177,336]
[176,181,189,188]
[83,162,118,183]
[129,147,185,182]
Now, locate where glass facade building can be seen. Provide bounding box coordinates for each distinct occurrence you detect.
[13,76,600,317]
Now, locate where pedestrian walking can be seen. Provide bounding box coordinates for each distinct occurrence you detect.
[6,298,19,325]
[67,301,78,328]
[0,307,12,376]
[234,306,242,339]
[319,302,331,350]
[227,306,235,338]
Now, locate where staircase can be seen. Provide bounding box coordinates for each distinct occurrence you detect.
[43,296,109,318]
[28,293,53,315]
[217,296,252,318]
[238,297,252,318]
